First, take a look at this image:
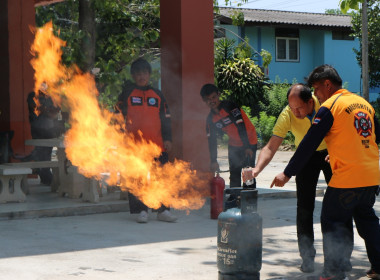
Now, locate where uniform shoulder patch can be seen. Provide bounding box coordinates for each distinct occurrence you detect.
[230,108,241,118]
[131,96,143,105]
[147,97,158,107]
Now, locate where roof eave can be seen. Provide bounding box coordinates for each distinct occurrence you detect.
[239,21,352,31]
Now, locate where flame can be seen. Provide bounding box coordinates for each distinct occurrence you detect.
[30,22,209,210]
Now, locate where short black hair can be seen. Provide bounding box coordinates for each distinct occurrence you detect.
[130,58,152,75]
[306,64,342,87]
[200,84,219,98]
[287,83,312,103]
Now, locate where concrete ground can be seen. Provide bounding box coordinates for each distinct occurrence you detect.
[0,149,379,280]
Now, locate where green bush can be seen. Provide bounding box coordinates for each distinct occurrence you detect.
[214,36,270,117]
[283,132,295,147]
[259,76,292,118]
[214,38,235,67]
[216,58,267,115]
[250,111,276,147]
[244,106,295,148]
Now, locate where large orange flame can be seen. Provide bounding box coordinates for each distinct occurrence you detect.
[30,22,209,210]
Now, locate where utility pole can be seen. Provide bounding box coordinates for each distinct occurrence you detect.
[362,0,369,101]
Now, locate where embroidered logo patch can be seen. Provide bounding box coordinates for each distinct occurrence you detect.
[222,117,232,125]
[148,97,158,106]
[216,122,223,129]
[231,108,241,117]
[131,96,143,105]
[354,111,372,138]
[313,118,321,125]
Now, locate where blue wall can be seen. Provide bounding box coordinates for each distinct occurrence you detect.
[221,23,363,96]
[369,87,380,102]
[323,31,361,93]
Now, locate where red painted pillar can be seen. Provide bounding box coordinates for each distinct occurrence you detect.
[160,0,214,171]
[0,0,35,156]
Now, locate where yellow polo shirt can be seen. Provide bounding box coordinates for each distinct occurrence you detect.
[273,95,327,151]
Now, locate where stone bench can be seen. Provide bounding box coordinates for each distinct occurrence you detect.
[0,165,32,203]
[2,161,103,204]
[61,165,99,203]
[24,138,100,203]
[3,161,60,193]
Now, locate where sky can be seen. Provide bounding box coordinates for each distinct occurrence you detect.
[219,0,343,13]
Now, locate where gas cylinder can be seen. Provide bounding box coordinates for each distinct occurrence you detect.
[210,172,225,219]
[217,188,262,280]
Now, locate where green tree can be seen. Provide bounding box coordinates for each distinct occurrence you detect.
[340,0,362,13]
[325,8,344,14]
[214,36,269,116]
[214,38,235,67]
[351,0,380,88]
[36,0,161,108]
[36,0,249,108]
[213,0,248,12]
[216,57,267,115]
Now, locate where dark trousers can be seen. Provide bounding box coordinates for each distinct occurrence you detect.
[228,144,257,188]
[128,152,170,214]
[295,150,336,261]
[321,185,380,274]
[30,124,55,185]
[34,146,53,185]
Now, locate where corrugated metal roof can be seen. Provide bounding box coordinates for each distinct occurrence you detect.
[217,8,352,28]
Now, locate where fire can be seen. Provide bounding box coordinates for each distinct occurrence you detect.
[30,22,208,210]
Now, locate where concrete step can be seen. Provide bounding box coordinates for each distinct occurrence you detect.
[0,181,129,220]
[0,178,319,220]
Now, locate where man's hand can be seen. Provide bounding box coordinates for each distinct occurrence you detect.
[270,172,290,188]
[210,162,220,173]
[325,154,330,163]
[163,141,172,152]
[241,167,260,182]
[251,167,261,178]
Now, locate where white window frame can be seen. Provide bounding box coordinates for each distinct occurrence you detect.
[276,37,299,62]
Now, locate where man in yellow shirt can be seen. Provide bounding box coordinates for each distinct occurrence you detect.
[249,83,352,273]
[270,65,380,280]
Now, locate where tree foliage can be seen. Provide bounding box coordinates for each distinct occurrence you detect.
[325,8,344,14]
[258,77,292,118]
[36,0,161,108]
[214,38,235,66]
[350,0,380,88]
[216,57,267,115]
[259,49,272,69]
[216,58,267,115]
[250,111,277,147]
[36,0,250,108]
[214,37,269,116]
[340,0,362,13]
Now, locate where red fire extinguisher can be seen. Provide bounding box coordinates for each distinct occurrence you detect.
[210,172,225,219]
